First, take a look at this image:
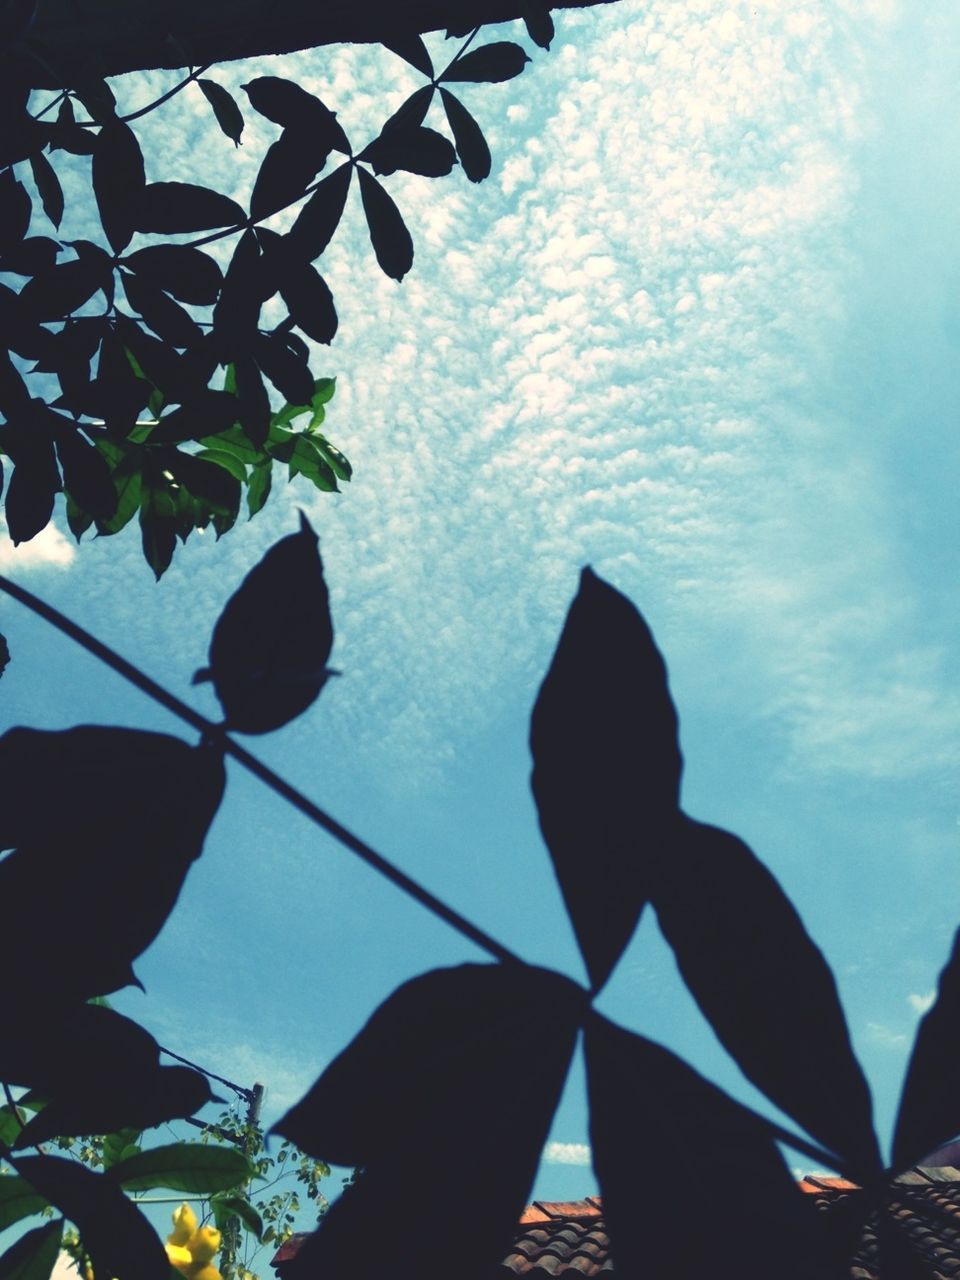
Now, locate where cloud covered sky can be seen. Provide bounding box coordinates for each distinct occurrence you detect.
[1,0,957,1204]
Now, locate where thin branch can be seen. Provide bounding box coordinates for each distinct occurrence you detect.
[120,64,213,124]
[156,1045,254,1101]
[0,573,523,969]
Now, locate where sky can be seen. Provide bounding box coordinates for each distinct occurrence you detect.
[1,0,959,1229]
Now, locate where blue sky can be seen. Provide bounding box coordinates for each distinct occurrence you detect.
[1,0,958,1212]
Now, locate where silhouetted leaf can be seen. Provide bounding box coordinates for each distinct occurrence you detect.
[519,0,554,49]
[3,434,59,544]
[92,119,145,253]
[0,167,32,254]
[137,182,245,234]
[198,78,245,146]
[122,245,223,305]
[242,78,349,152]
[233,354,271,450]
[0,632,8,680]
[357,167,413,282]
[149,390,240,444]
[121,270,203,348]
[27,152,62,228]
[442,42,530,83]
[360,126,456,178]
[53,422,117,521]
[0,234,61,276]
[585,1016,835,1280]
[0,726,225,1003]
[382,33,434,78]
[109,1144,253,1194]
[84,327,151,429]
[276,964,583,1280]
[0,1219,61,1280]
[18,254,109,320]
[0,350,30,415]
[250,130,328,221]
[440,90,491,182]
[47,96,96,156]
[652,818,881,1179]
[530,568,682,992]
[255,333,315,405]
[15,1157,168,1280]
[167,450,241,516]
[246,459,271,515]
[278,261,337,345]
[0,1179,46,1232]
[286,163,351,262]
[94,443,143,535]
[379,84,434,135]
[210,1194,263,1241]
[892,927,960,1168]
[193,512,334,732]
[116,312,198,403]
[213,229,262,359]
[140,474,178,578]
[71,78,116,123]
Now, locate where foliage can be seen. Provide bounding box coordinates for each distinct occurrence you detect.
[0,19,541,574]
[3,520,960,1278]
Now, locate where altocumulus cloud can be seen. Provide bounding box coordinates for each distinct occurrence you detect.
[0,519,76,572]
[543,1141,592,1167]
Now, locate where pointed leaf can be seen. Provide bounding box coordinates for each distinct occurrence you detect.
[357,167,413,282]
[3,436,60,544]
[198,78,244,146]
[196,512,333,732]
[382,33,434,78]
[287,163,351,262]
[0,1220,61,1280]
[109,1143,253,1194]
[250,130,328,221]
[71,78,116,123]
[149,390,241,445]
[246,459,272,516]
[0,1180,47,1232]
[18,255,110,321]
[14,1157,168,1280]
[585,1016,835,1280]
[242,78,349,152]
[278,261,337,345]
[212,229,263,359]
[0,631,9,680]
[378,84,434,136]
[360,126,456,178]
[275,964,583,1280]
[92,118,145,253]
[0,235,61,277]
[255,332,316,405]
[893,927,960,1168]
[54,424,117,521]
[28,152,63,229]
[136,182,245,234]
[440,90,491,182]
[0,727,225,1005]
[652,818,881,1179]
[519,0,555,49]
[210,1194,263,1241]
[140,477,178,578]
[441,42,531,83]
[233,355,271,450]
[530,568,682,992]
[0,168,31,254]
[167,450,241,516]
[122,270,203,348]
[122,245,223,305]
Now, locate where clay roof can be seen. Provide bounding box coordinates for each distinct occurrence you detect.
[271,1170,960,1278]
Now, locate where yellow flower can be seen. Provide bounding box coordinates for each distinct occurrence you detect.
[185,1226,221,1265]
[165,1243,193,1272]
[188,1268,222,1280]
[165,1205,222,1279]
[168,1203,198,1247]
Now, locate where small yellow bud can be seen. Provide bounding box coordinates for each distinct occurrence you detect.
[168,1203,198,1246]
[186,1226,222,1265]
[165,1242,193,1275]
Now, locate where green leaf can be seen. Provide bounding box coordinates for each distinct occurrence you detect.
[101,1129,141,1170]
[0,1220,61,1280]
[268,431,338,491]
[246,459,272,516]
[0,1104,25,1149]
[0,1177,48,1232]
[109,1143,254,1194]
[211,1194,263,1240]
[197,423,265,467]
[198,79,245,146]
[95,447,143,536]
[194,448,248,484]
[312,437,352,483]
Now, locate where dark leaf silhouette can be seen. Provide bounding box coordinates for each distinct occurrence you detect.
[47,96,96,156]
[0,632,8,679]
[242,77,349,152]
[652,818,882,1179]
[27,151,62,229]
[2,433,60,544]
[121,270,203,348]
[166,449,241,517]
[14,1157,168,1280]
[198,78,245,146]
[1,1002,159,1096]
[442,42,531,83]
[286,163,351,262]
[892,926,960,1169]
[122,245,223,306]
[277,260,337,345]
[84,327,150,428]
[53,422,117,521]
[440,89,491,182]
[360,126,456,178]
[357,167,413,282]
[530,567,682,992]
[255,332,316,405]
[18,254,109,321]
[250,130,329,221]
[193,512,334,732]
[136,182,245,234]
[149,389,240,445]
[585,1015,838,1280]
[0,1219,62,1280]
[0,167,32,254]
[139,473,178,578]
[212,229,263,359]
[520,0,555,49]
[71,78,117,123]
[275,964,584,1280]
[91,119,146,253]
[233,355,271,450]
[379,83,434,135]
[382,33,434,78]
[0,726,225,1004]
[0,1180,50,1235]
[0,234,61,277]
[115,312,196,402]
[0,349,30,414]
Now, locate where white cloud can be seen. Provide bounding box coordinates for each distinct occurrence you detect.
[908,991,936,1015]
[866,1021,908,1050]
[543,1140,592,1166]
[0,520,76,572]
